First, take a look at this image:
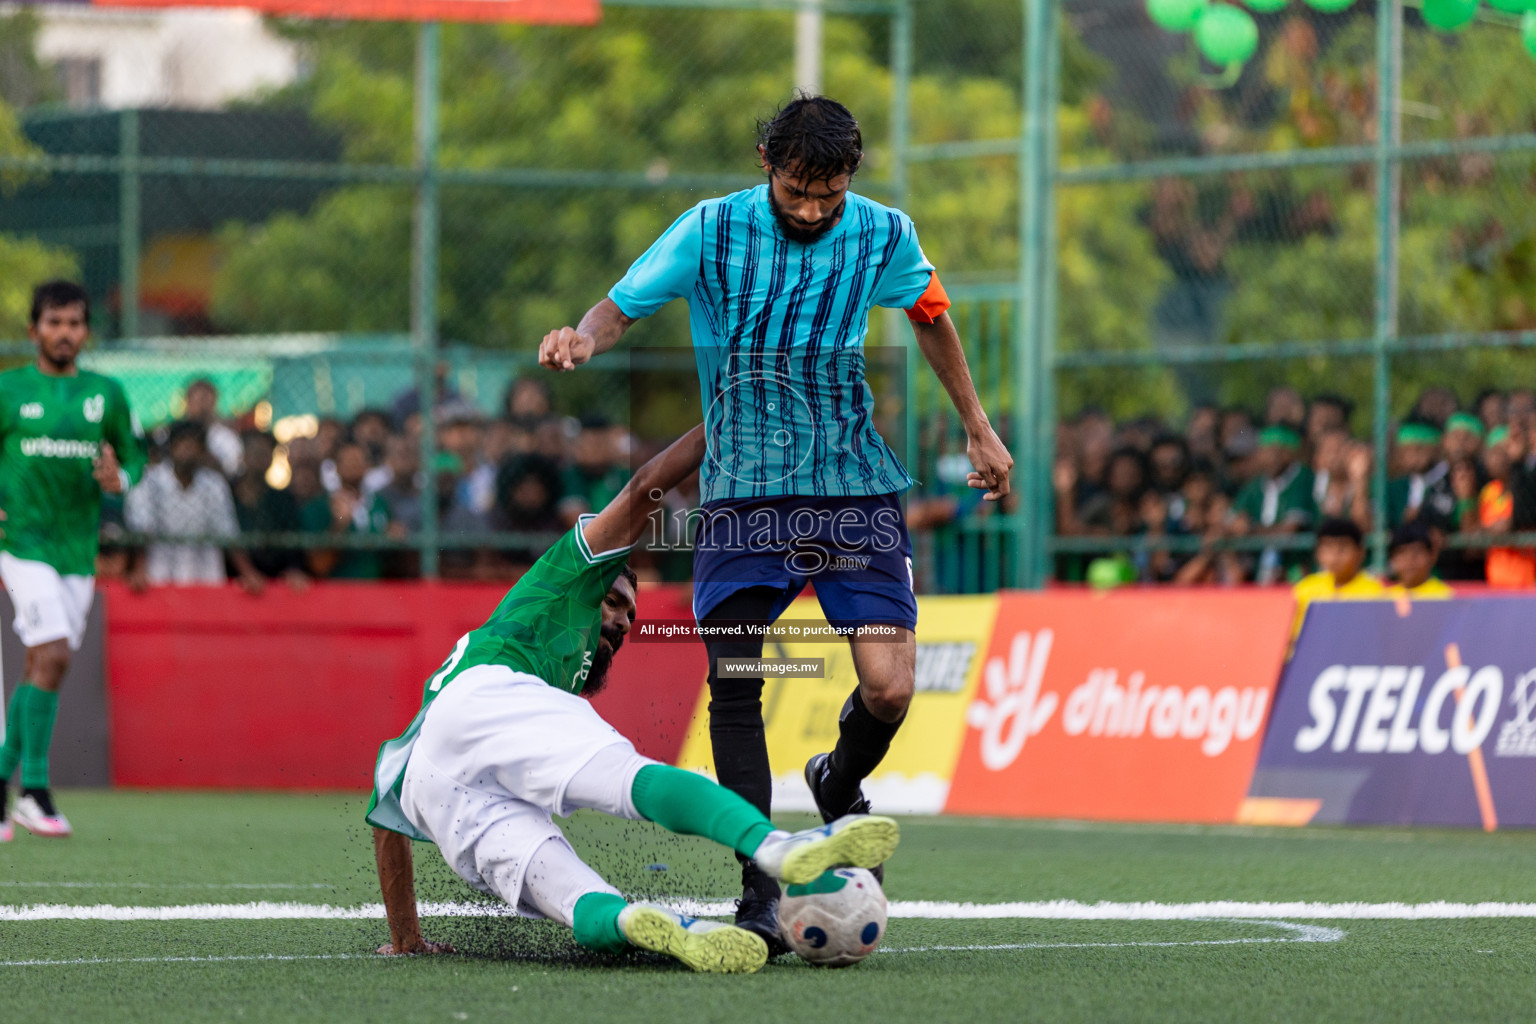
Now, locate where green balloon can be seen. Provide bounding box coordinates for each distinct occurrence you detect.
[1421,0,1479,30]
[1195,5,1260,64]
[1524,10,1536,55]
[1087,556,1135,590]
[1487,0,1533,12]
[1245,0,1288,12]
[1302,0,1355,12]
[1147,0,1208,32]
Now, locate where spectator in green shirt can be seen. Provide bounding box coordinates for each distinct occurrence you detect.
[302,440,390,580]
[1230,424,1316,583]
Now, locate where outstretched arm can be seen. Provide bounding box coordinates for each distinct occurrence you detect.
[580,426,706,556]
[912,312,1014,500]
[538,299,637,371]
[373,827,453,956]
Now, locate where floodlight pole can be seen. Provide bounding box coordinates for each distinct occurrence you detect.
[1017,0,1056,589]
[795,0,823,95]
[118,109,141,341]
[1370,0,1401,572]
[414,20,442,579]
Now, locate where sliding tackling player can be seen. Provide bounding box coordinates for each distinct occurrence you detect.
[367,426,899,973]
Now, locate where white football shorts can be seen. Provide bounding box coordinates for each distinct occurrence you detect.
[0,553,95,651]
[400,663,648,916]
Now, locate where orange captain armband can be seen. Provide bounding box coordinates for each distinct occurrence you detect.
[905,272,951,325]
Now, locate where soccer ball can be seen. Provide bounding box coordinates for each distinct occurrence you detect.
[777,867,887,967]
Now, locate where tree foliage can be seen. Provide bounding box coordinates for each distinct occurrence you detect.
[0,14,77,340]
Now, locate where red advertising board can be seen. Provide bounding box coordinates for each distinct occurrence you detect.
[105,581,705,789]
[944,590,1294,823]
[87,0,599,24]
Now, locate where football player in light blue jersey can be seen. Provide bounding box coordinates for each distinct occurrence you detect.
[539,96,1011,951]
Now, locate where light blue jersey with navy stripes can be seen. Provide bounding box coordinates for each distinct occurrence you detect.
[609,186,934,502]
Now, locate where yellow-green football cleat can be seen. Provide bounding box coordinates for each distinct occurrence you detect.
[753,814,900,886]
[617,904,769,974]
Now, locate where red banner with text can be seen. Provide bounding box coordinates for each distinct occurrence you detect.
[86,0,599,24]
[944,590,1295,823]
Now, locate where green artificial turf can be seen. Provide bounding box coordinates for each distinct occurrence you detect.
[1,791,1532,1023]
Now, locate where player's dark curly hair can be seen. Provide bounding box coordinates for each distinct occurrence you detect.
[30,280,90,326]
[757,95,863,183]
[619,563,638,590]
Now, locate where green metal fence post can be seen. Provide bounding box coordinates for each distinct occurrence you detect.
[118,109,141,341]
[414,21,443,579]
[1034,0,1059,590]
[1017,0,1052,588]
[891,0,916,478]
[1371,0,1401,571]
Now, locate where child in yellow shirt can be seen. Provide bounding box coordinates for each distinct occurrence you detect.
[1386,520,1454,600]
[1291,517,1385,642]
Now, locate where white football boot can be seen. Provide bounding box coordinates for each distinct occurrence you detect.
[751,814,900,886]
[617,904,768,974]
[12,793,71,838]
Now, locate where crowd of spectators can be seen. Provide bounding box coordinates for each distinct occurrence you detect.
[1051,385,1536,588]
[98,374,671,589]
[101,374,1536,594]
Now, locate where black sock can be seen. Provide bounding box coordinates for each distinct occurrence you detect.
[702,586,783,899]
[22,787,55,816]
[824,688,906,814]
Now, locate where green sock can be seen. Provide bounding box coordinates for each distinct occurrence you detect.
[630,764,778,860]
[571,892,630,954]
[19,686,59,790]
[0,685,31,781]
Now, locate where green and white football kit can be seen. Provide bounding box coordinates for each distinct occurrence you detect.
[0,366,144,648]
[0,364,144,830]
[366,515,900,970]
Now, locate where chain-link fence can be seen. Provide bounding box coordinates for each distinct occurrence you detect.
[0,1,930,586]
[912,0,1536,591]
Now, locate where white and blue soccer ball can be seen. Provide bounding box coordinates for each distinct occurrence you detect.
[777,867,887,967]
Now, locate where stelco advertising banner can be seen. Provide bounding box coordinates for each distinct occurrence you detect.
[64,0,599,25]
[1249,598,1536,829]
[944,591,1294,822]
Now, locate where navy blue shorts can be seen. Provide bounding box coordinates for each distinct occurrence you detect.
[691,492,917,631]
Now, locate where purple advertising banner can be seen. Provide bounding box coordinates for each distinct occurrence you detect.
[1250,597,1536,829]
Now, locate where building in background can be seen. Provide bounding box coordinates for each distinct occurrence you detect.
[33,6,298,109]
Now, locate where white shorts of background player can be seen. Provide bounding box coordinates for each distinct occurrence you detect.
[401,663,661,927]
[0,552,94,651]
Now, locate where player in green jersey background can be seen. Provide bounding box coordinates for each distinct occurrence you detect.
[0,281,146,842]
[367,426,899,974]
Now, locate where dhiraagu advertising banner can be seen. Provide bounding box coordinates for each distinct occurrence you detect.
[673,594,999,814]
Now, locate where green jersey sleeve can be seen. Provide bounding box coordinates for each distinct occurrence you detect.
[103,379,147,487]
[365,516,631,837]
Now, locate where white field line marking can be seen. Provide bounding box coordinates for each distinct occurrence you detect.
[0,954,369,967]
[0,921,1344,967]
[0,882,332,890]
[882,920,1344,953]
[3,900,1536,922]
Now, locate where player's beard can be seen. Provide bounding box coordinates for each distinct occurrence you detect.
[39,338,79,373]
[582,626,626,697]
[768,189,844,245]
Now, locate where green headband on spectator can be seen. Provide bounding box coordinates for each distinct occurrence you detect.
[1488,425,1510,446]
[1258,425,1301,450]
[1446,413,1484,439]
[1396,423,1442,446]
